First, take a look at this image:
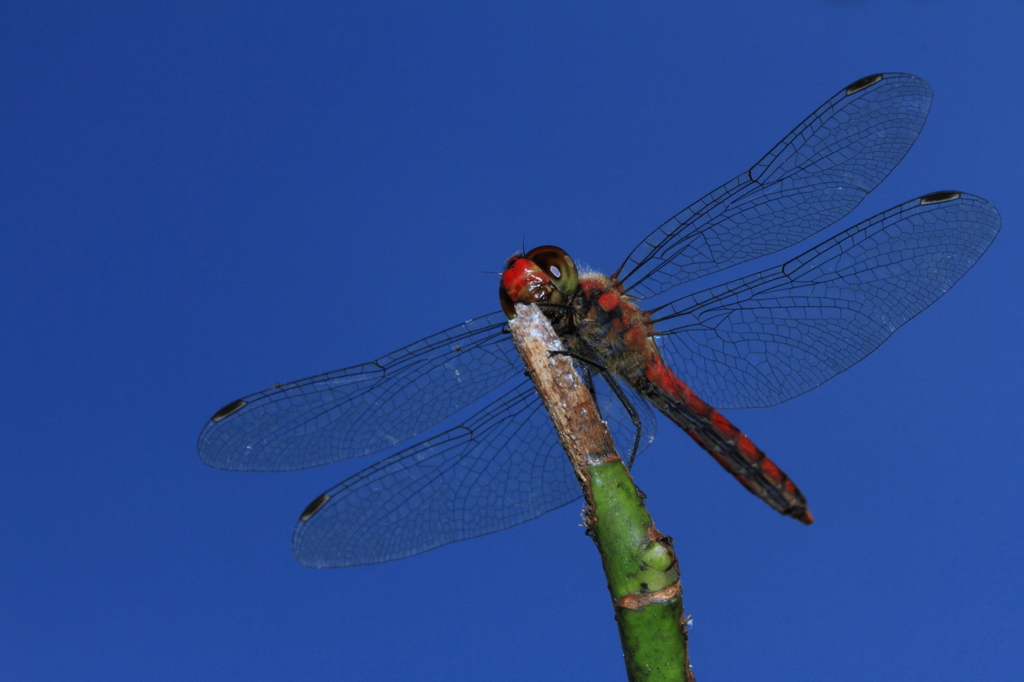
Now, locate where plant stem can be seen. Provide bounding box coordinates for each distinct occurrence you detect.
[508,304,694,682]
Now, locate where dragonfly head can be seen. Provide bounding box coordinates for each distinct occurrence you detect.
[500,245,579,319]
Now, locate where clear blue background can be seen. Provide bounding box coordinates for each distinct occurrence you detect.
[3,2,1021,680]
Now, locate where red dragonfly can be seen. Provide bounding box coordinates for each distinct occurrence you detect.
[198,73,1000,567]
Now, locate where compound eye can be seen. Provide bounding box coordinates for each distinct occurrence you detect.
[524,245,578,297]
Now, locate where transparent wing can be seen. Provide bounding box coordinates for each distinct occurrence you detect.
[651,192,1001,409]
[617,73,933,297]
[197,312,520,471]
[292,373,658,567]
[292,381,570,567]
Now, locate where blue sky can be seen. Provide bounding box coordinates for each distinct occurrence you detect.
[3,2,1022,680]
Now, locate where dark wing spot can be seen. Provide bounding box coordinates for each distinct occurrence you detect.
[210,398,247,422]
[845,73,883,95]
[299,493,330,522]
[919,191,961,205]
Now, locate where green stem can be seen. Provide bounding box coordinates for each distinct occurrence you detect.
[589,460,691,682]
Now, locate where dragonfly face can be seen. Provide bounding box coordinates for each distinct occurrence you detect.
[500,245,579,319]
[199,73,999,567]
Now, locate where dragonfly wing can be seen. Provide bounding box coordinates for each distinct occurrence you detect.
[197,311,520,471]
[618,73,933,297]
[651,192,1001,409]
[292,380,581,567]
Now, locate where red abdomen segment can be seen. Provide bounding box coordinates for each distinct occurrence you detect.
[635,351,813,524]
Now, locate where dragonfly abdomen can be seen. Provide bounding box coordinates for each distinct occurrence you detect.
[636,349,813,524]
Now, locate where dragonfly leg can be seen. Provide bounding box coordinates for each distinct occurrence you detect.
[600,374,645,467]
[553,345,644,467]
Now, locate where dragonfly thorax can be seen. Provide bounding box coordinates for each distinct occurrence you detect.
[571,273,654,380]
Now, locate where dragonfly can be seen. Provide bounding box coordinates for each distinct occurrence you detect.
[198,73,1000,568]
